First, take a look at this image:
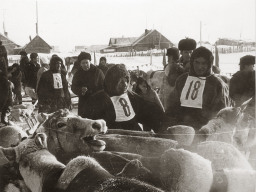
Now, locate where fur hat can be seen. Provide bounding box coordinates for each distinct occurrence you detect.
[30,53,38,59]
[239,55,255,66]
[166,47,180,61]
[78,52,91,62]
[19,50,27,56]
[190,46,213,76]
[104,64,130,96]
[178,38,197,51]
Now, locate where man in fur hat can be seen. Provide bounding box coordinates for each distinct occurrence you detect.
[71,52,104,116]
[229,55,255,106]
[178,38,197,72]
[165,47,231,130]
[82,64,164,132]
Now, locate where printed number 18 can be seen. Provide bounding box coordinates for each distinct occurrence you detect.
[185,80,201,100]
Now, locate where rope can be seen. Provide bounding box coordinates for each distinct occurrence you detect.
[38,126,256,137]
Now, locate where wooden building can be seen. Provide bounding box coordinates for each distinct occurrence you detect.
[0,33,20,55]
[17,35,52,54]
[101,29,173,53]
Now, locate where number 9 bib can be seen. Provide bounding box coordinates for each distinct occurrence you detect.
[180,76,206,109]
[110,93,135,122]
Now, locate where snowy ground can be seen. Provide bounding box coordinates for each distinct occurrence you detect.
[102,51,255,75]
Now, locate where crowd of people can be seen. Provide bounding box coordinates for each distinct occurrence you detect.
[0,39,255,135]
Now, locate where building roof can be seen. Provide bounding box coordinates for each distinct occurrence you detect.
[109,37,137,47]
[24,35,52,50]
[0,33,20,47]
[131,29,154,46]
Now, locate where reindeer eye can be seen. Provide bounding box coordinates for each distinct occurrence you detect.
[57,122,66,128]
[21,137,28,141]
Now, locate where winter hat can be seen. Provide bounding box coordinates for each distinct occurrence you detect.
[166,47,180,61]
[30,53,38,59]
[100,57,107,62]
[239,55,255,66]
[78,52,91,62]
[104,64,130,96]
[178,38,197,51]
[190,46,213,76]
[19,50,27,56]
[49,56,63,72]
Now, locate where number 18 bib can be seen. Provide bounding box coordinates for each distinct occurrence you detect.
[180,76,206,109]
[110,93,135,122]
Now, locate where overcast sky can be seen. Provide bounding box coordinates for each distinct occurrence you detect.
[1,0,255,51]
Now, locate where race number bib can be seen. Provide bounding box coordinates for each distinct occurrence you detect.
[180,76,206,109]
[52,73,63,89]
[110,93,135,122]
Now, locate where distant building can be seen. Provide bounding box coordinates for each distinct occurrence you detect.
[0,33,20,55]
[101,29,173,53]
[215,38,254,53]
[75,46,88,52]
[51,45,60,53]
[15,35,52,54]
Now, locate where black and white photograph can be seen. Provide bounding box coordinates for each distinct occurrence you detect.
[0,0,255,191]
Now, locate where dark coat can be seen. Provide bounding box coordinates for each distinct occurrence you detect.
[37,70,71,113]
[83,90,164,132]
[0,58,12,112]
[229,70,255,106]
[19,56,30,83]
[23,61,40,89]
[71,64,104,116]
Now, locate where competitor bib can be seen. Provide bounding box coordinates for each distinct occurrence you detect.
[110,93,135,122]
[180,76,206,109]
[53,73,63,89]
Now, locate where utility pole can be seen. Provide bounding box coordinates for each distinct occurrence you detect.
[36,0,38,35]
[1,9,7,36]
[200,21,202,46]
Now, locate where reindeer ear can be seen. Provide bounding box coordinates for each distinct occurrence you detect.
[240,98,252,112]
[0,147,16,165]
[35,133,47,149]
[37,113,49,123]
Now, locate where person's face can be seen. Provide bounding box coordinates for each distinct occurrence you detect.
[116,77,129,95]
[181,50,193,63]
[32,56,38,63]
[80,59,91,71]
[243,64,254,72]
[138,81,148,94]
[193,57,208,76]
[167,55,175,65]
[55,61,62,72]
[100,59,106,65]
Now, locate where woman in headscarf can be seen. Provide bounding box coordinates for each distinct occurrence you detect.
[37,56,71,113]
